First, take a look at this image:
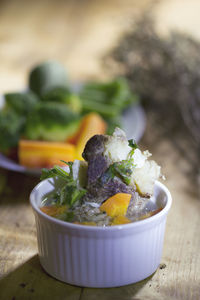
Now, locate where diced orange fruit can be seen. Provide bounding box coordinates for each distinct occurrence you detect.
[40,205,67,217]
[74,113,107,160]
[19,139,75,168]
[100,193,132,218]
[111,215,131,225]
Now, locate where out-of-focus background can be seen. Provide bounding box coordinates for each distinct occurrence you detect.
[0,0,200,90]
[0,0,146,89]
[0,1,200,299]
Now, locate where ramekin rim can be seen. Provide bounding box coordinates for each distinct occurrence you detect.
[30,180,172,232]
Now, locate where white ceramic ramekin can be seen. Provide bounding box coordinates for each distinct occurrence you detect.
[30,180,172,288]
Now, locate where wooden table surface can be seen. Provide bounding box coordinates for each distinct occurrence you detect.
[0,1,200,299]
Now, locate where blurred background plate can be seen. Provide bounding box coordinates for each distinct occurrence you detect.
[0,91,146,176]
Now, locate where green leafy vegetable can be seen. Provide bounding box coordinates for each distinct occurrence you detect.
[4,92,39,115]
[80,78,138,111]
[25,102,80,142]
[80,99,119,118]
[80,77,139,133]
[42,87,82,113]
[0,110,25,152]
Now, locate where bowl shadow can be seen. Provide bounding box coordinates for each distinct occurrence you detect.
[0,254,154,300]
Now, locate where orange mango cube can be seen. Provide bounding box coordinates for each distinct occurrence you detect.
[100,193,132,218]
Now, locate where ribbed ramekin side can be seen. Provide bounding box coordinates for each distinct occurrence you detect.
[95,217,167,287]
[34,215,168,287]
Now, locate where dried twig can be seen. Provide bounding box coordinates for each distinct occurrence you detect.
[106,15,200,179]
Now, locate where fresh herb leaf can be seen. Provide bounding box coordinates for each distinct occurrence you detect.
[112,159,134,185]
[41,161,86,208]
[40,165,69,180]
[60,160,71,166]
[128,139,138,150]
[64,161,73,173]
[40,168,57,180]
[128,139,138,157]
[59,182,87,207]
[100,158,135,185]
[68,185,87,206]
[53,165,70,178]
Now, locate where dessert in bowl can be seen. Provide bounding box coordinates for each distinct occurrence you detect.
[30,128,172,287]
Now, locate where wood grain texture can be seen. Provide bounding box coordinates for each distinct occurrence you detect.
[0,0,200,299]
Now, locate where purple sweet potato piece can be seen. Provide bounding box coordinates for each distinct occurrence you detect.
[82,134,108,161]
[87,155,109,184]
[82,134,110,184]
